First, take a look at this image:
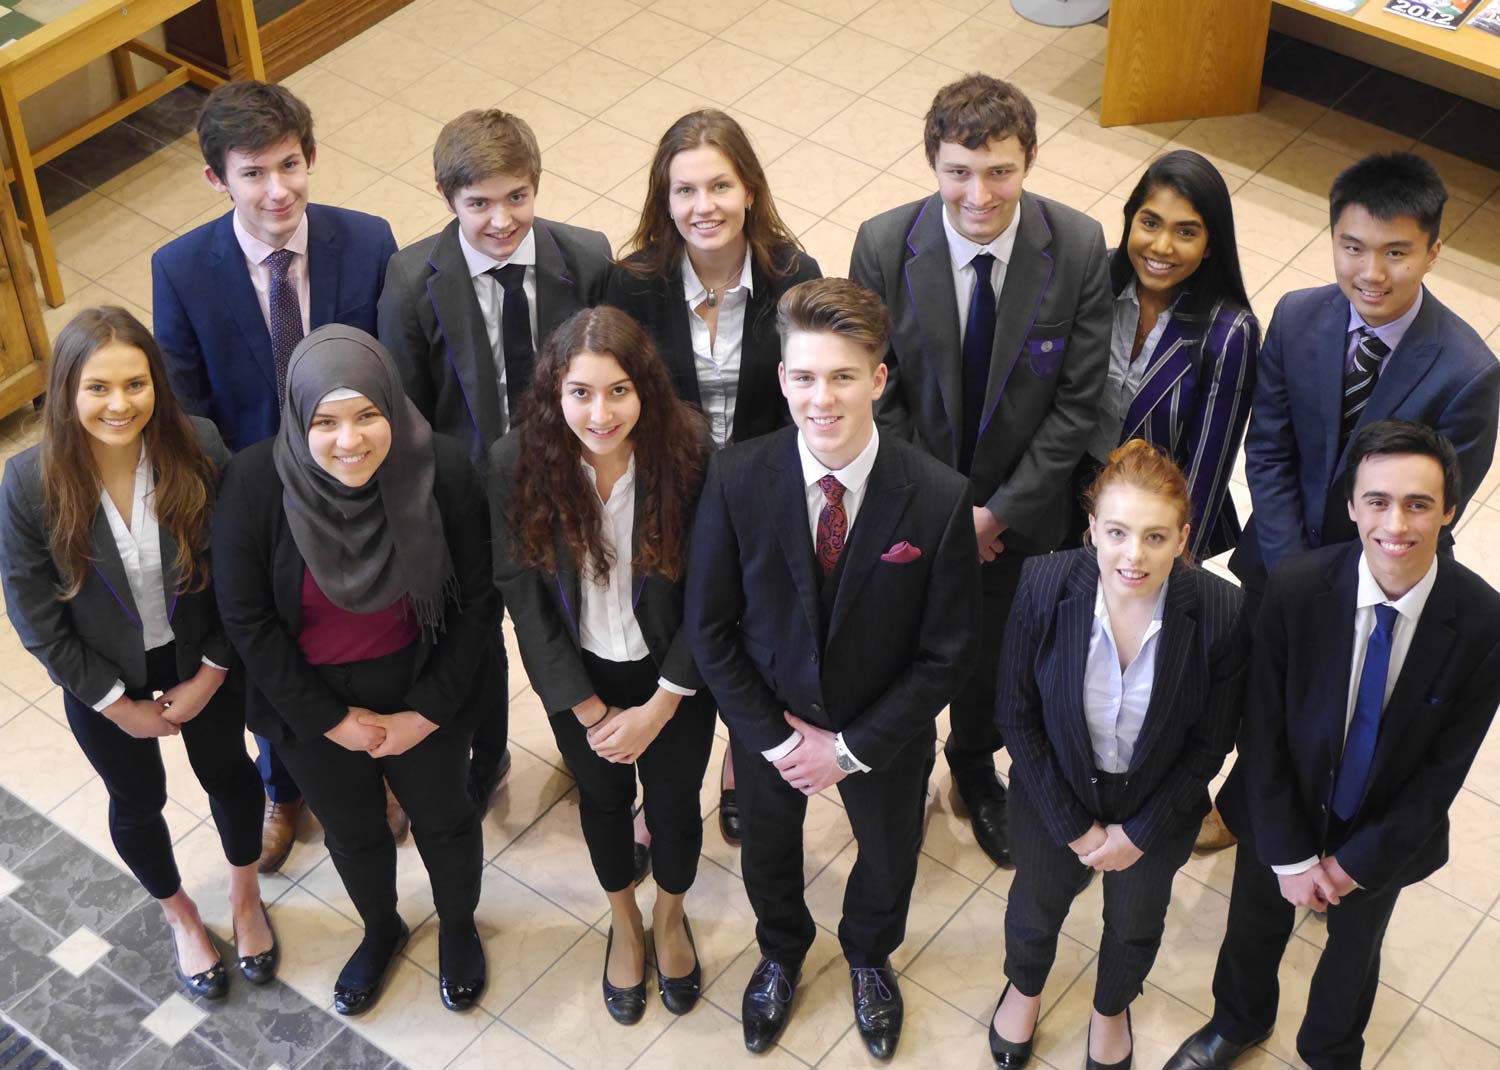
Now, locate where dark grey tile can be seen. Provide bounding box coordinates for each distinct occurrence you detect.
[191,973,341,1070]
[0,787,57,869]
[12,833,147,938]
[0,899,60,1010]
[1332,67,1459,140]
[1421,99,1500,172]
[1263,37,1372,107]
[296,1027,399,1070]
[121,1035,242,1070]
[122,84,209,148]
[9,967,155,1070]
[102,898,189,1006]
[47,122,169,189]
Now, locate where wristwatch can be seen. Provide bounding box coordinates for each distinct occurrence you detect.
[833,734,862,774]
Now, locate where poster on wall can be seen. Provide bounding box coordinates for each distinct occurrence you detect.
[1382,0,1480,28]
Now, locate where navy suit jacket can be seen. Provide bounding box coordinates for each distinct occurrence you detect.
[1219,542,1500,895]
[1230,284,1499,585]
[685,428,980,771]
[153,204,398,452]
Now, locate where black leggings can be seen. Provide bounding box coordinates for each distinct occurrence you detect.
[548,652,715,895]
[61,643,263,899]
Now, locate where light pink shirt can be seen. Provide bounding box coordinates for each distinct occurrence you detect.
[232,211,312,336]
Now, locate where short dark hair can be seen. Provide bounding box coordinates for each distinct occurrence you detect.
[1344,419,1461,510]
[1328,151,1447,247]
[776,278,891,367]
[923,74,1037,168]
[197,81,315,182]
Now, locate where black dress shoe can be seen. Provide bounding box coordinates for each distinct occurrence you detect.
[742,957,799,1053]
[171,930,228,1000]
[968,792,1012,867]
[233,901,279,985]
[467,747,512,814]
[334,919,409,1016]
[655,916,702,1015]
[438,922,486,1012]
[719,788,742,845]
[632,801,652,885]
[1086,1007,1132,1070]
[1161,1024,1271,1070]
[988,982,1036,1068]
[602,926,647,1025]
[850,963,903,1061]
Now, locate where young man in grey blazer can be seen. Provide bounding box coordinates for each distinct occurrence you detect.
[850,74,1111,867]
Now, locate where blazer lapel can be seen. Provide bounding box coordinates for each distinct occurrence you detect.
[90,509,141,626]
[1344,288,1441,467]
[1129,564,1198,772]
[826,443,916,644]
[305,207,338,329]
[902,196,962,464]
[981,193,1053,433]
[1122,310,1207,439]
[1314,293,1351,482]
[667,268,702,407]
[1055,555,1098,779]
[551,524,584,640]
[210,214,277,393]
[427,223,504,444]
[534,221,577,342]
[765,437,823,644]
[1315,551,1361,773]
[156,518,180,624]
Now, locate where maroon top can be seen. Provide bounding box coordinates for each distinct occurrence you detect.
[297,568,419,666]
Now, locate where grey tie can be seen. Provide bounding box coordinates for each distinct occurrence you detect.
[1341,327,1390,446]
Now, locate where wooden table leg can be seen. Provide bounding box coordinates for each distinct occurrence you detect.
[109,47,140,98]
[0,85,64,308]
[217,0,266,81]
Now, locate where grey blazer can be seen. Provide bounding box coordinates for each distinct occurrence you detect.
[850,190,1112,552]
[0,417,233,706]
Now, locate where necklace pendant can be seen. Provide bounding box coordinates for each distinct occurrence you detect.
[706,289,719,308]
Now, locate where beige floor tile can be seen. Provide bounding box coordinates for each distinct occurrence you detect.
[299,833,440,931]
[479,743,577,860]
[1142,874,1231,1015]
[973,0,1067,41]
[780,0,879,20]
[1179,841,1240,899]
[736,67,858,138]
[1008,45,1106,115]
[853,0,966,51]
[592,10,710,76]
[1426,257,1500,338]
[646,1000,806,1068]
[1238,246,1284,302]
[818,974,995,1070]
[494,88,590,154]
[530,49,651,117]
[1231,182,1334,263]
[0,684,28,726]
[827,170,930,231]
[92,238,170,318]
[1081,102,1191,150]
[1287,227,1335,283]
[1034,980,1246,1070]
[46,776,200,876]
[50,196,171,281]
[305,143,386,208]
[1442,206,1500,285]
[1383,1006,1500,1069]
[0,707,94,812]
[1037,118,1157,196]
[661,39,783,105]
[1083,193,1128,246]
[1249,139,1361,212]
[1302,110,1416,160]
[1053,21,1109,63]
[792,27,913,96]
[921,768,1003,886]
[766,141,879,216]
[1412,144,1500,207]
[342,174,451,247]
[702,782,853,881]
[447,1020,568,1069]
[720,0,839,64]
[810,97,923,172]
[798,218,859,277]
[607,165,653,214]
[1427,914,1500,1046]
[1251,265,1327,328]
[322,99,442,171]
[460,19,579,85]
[547,120,657,195]
[1466,716,1500,809]
[265,883,361,1006]
[38,281,143,343]
[392,61,519,124]
[867,54,968,120]
[519,0,638,46]
[169,821,292,941]
[1170,114,1312,185]
[105,154,223,232]
[372,145,432,195]
[1424,788,1500,910]
[503,688,569,771]
[650,0,767,37]
[384,0,511,56]
[321,26,447,96]
[703,926,852,1063]
[695,732,732,839]
[674,855,760,985]
[924,16,1049,79]
[281,66,384,136]
[597,79,712,144]
[494,787,609,924]
[345,954,493,1070]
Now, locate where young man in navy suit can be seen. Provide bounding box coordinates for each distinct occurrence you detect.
[152,80,399,871]
[687,279,980,1060]
[1165,421,1500,1070]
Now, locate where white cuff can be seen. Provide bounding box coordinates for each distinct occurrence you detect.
[201,656,228,671]
[92,680,127,713]
[657,677,697,697]
[1271,856,1321,876]
[835,732,871,773]
[762,731,802,762]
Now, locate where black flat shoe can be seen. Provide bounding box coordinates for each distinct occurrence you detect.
[632,801,652,886]
[742,957,799,1053]
[719,790,742,844]
[988,982,1036,1068]
[602,926,647,1025]
[1086,1007,1133,1070]
[233,900,279,985]
[968,791,1012,867]
[438,922,486,1012]
[655,916,701,1015]
[334,919,409,1016]
[171,928,227,1000]
[1161,1024,1271,1070]
[851,963,903,1061]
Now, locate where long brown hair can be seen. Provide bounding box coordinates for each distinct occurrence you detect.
[620,109,803,281]
[40,308,217,599]
[510,306,707,582]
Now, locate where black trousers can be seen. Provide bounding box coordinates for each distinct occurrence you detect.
[61,643,263,899]
[944,552,1026,790]
[1004,775,1198,1015]
[1208,835,1402,1070]
[548,652,715,895]
[469,622,510,771]
[276,646,482,929]
[732,724,931,970]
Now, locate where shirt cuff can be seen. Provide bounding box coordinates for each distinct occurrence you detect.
[92,680,127,713]
[762,731,802,762]
[657,677,697,697]
[201,656,228,672]
[835,732,872,773]
[1271,856,1321,876]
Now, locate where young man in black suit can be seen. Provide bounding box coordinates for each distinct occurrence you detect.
[687,279,980,1060]
[1165,420,1500,1070]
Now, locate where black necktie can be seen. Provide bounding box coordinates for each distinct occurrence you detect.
[487,264,535,418]
[1340,327,1390,447]
[959,252,996,476]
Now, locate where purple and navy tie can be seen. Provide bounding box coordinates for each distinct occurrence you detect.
[265,248,303,410]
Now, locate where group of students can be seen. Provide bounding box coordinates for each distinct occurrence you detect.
[2,66,1498,1070]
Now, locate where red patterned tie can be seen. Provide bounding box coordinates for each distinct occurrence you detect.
[815,474,847,576]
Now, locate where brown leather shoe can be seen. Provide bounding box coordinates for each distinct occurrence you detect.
[1194,803,1237,853]
[385,782,410,845]
[257,798,303,874]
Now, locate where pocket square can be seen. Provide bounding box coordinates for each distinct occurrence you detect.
[881,541,922,563]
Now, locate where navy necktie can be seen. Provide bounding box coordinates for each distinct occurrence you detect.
[265,248,303,411]
[1332,603,1399,821]
[488,264,535,419]
[959,252,996,476]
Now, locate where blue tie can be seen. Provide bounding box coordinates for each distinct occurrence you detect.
[958,252,996,476]
[1332,603,1399,821]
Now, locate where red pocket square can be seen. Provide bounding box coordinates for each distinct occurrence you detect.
[880,541,922,563]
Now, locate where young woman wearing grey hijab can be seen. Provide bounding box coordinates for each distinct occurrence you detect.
[212,325,501,1016]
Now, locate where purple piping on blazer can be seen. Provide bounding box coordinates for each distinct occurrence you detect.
[91,563,142,626]
[555,575,577,631]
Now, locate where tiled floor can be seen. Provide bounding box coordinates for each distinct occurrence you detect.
[4,1,1500,1068]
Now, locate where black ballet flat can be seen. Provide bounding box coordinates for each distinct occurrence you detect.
[655,916,702,1015]
[233,900,279,985]
[602,926,647,1025]
[438,922,487,1012]
[988,982,1035,1068]
[334,919,409,1016]
[1086,1007,1133,1070]
[171,930,228,1000]
[719,789,742,845]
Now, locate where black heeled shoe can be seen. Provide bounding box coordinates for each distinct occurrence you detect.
[438,922,486,1012]
[988,982,1036,1068]
[1086,1007,1133,1070]
[602,926,647,1025]
[333,918,409,1016]
[655,916,701,1015]
[719,755,741,845]
[632,801,652,886]
[171,926,228,1000]
[232,900,279,985]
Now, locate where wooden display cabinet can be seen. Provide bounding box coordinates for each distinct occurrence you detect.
[0,188,49,424]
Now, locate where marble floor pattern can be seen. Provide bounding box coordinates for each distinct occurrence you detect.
[5,1,1500,1068]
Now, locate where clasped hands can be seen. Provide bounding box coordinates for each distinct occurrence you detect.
[325,707,438,758]
[774,711,848,796]
[1068,821,1143,872]
[102,663,228,739]
[1276,856,1359,912]
[572,689,682,765]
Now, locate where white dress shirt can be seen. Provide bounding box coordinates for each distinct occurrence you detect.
[683,246,753,448]
[942,204,1021,347]
[760,427,882,770]
[1273,553,1438,876]
[459,226,539,429]
[233,211,311,337]
[1089,280,1174,462]
[577,454,694,697]
[1083,580,1168,773]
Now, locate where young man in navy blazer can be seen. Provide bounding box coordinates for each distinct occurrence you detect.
[152,80,398,871]
[850,75,1111,867]
[1165,421,1500,1070]
[687,279,980,1060]
[1228,152,1499,604]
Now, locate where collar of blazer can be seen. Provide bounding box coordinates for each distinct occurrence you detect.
[426,220,504,445]
[547,476,649,640]
[88,499,179,630]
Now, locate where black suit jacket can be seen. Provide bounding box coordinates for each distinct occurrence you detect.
[210,434,499,743]
[1219,542,1500,895]
[604,248,822,443]
[377,217,613,464]
[997,549,1248,852]
[1,418,233,705]
[686,428,980,771]
[487,433,707,714]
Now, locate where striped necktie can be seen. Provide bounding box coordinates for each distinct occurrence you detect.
[1340,326,1390,446]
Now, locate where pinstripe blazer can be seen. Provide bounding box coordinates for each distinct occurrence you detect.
[996,548,1249,851]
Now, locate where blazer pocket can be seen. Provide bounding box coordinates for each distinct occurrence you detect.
[741,632,775,672]
[1025,320,1071,379]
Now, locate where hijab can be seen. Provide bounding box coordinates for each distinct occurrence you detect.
[273,325,456,637]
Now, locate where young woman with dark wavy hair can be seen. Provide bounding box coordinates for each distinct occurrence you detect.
[490,305,715,1024]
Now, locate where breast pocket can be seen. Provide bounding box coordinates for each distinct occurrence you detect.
[1025,320,1072,379]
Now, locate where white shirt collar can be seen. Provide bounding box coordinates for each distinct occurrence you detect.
[579,450,637,497]
[233,209,308,265]
[941,200,1021,274]
[797,425,879,494]
[1346,286,1423,353]
[1356,551,1438,622]
[682,244,755,303]
[1093,574,1170,626]
[459,225,537,278]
